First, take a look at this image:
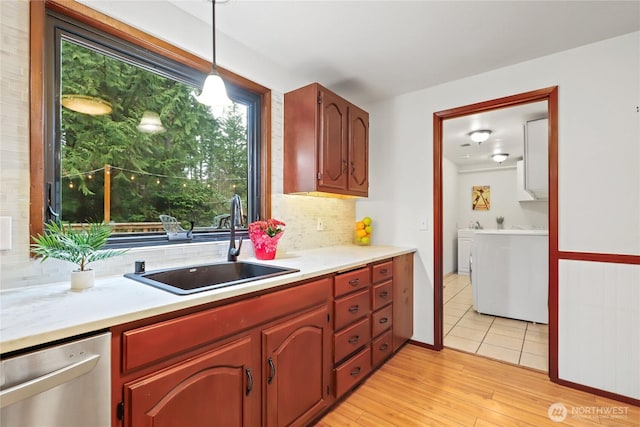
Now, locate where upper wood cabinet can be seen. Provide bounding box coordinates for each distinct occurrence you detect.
[284,83,369,197]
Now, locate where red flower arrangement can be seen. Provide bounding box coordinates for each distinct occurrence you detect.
[248,218,286,260]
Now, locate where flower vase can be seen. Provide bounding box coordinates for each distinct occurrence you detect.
[251,232,284,260]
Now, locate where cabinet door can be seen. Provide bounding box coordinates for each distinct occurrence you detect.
[263,305,332,427]
[318,89,348,192]
[392,253,414,352]
[347,105,369,196]
[457,237,472,274]
[124,335,259,427]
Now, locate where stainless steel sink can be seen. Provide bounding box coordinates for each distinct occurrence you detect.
[124,261,299,295]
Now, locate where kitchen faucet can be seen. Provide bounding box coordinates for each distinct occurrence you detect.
[228,194,244,262]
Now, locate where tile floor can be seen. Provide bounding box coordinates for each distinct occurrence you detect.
[443,273,549,371]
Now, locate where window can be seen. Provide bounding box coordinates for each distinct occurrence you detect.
[31,3,271,247]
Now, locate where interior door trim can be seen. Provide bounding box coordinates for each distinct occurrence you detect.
[432,86,559,380]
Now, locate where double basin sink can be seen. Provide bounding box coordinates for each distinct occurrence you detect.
[125,261,299,295]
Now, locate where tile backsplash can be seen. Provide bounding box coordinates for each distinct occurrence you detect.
[0,1,355,289]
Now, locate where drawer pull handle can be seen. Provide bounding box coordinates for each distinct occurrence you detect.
[379,291,389,298]
[380,268,389,275]
[379,317,389,324]
[245,368,253,396]
[348,335,360,344]
[379,343,389,351]
[350,367,362,377]
[348,305,360,313]
[267,357,276,385]
[348,278,360,286]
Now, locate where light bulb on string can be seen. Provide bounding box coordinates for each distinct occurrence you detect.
[87,174,92,179]
[69,182,74,189]
[156,179,160,185]
[130,175,135,181]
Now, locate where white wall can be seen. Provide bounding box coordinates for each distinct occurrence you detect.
[363,31,640,399]
[0,1,354,290]
[455,167,547,231]
[442,158,458,274]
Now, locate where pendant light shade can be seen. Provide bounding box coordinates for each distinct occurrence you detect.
[194,0,232,108]
[137,111,166,134]
[195,70,232,107]
[61,94,112,115]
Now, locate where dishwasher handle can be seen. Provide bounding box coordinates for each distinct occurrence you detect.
[0,354,100,408]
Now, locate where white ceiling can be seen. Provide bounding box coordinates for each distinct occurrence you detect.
[170,0,640,106]
[442,101,547,168]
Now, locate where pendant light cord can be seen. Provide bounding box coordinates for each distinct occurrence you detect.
[212,0,217,70]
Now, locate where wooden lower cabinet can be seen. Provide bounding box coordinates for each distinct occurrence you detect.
[124,335,259,427]
[113,255,414,426]
[263,305,332,427]
[393,253,414,352]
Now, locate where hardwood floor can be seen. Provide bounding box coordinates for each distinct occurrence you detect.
[315,344,639,426]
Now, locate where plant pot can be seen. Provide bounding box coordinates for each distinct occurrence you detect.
[71,269,95,291]
[250,233,284,260]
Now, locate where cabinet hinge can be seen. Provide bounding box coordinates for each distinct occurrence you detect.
[327,385,331,395]
[117,401,124,421]
[317,172,321,180]
[317,95,322,104]
[327,313,330,323]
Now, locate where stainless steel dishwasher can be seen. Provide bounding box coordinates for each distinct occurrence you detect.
[0,331,111,427]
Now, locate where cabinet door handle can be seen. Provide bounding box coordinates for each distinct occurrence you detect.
[267,357,276,385]
[348,278,359,286]
[380,268,389,275]
[245,368,253,396]
[348,305,360,313]
[379,291,389,298]
[342,160,348,174]
[379,317,389,324]
[379,343,389,351]
[350,161,355,175]
[350,367,362,377]
[348,335,360,344]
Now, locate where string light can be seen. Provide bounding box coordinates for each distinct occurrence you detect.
[61,165,245,185]
[69,182,74,188]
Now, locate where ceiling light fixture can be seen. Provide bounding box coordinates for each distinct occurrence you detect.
[492,153,509,163]
[137,111,166,134]
[468,129,492,143]
[194,0,232,108]
[61,94,112,115]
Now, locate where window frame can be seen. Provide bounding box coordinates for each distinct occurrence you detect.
[30,0,271,246]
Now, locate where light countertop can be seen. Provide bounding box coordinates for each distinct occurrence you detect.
[0,245,414,354]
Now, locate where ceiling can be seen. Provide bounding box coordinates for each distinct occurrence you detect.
[169,0,640,106]
[442,101,547,168]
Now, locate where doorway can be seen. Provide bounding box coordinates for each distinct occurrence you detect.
[432,87,559,380]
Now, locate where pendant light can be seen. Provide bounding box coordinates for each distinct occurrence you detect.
[194,0,232,108]
[137,111,166,134]
[61,94,112,115]
[492,153,509,163]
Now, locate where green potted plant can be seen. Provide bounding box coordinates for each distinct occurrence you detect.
[31,222,127,291]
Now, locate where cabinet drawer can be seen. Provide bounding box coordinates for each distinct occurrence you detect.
[334,267,370,297]
[334,288,370,331]
[371,261,393,284]
[334,317,371,363]
[371,329,393,367]
[371,304,393,338]
[334,347,371,398]
[371,280,393,311]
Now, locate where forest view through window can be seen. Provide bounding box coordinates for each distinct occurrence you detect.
[51,24,259,245]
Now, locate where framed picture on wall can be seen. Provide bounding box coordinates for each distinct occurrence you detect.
[472,185,490,210]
